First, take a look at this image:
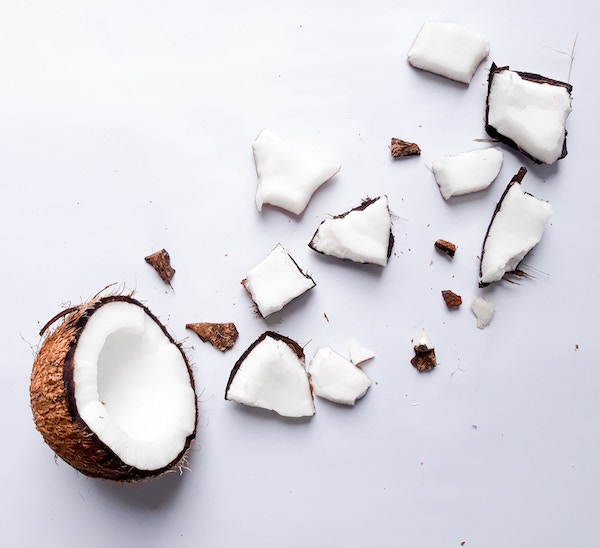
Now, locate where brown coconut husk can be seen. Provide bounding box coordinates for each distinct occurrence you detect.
[30,294,197,481]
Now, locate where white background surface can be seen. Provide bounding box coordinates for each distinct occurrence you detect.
[1,1,598,547]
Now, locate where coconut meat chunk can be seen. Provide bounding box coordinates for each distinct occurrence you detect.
[347,339,376,366]
[486,66,573,164]
[253,129,341,215]
[471,296,495,329]
[432,148,503,199]
[242,244,315,317]
[73,301,197,471]
[226,332,315,418]
[310,347,371,405]
[479,168,552,286]
[407,22,489,84]
[309,196,393,266]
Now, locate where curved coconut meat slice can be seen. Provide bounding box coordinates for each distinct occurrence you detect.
[309,347,371,405]
[486,64,573,164]
[242,244,315,318]
[347,339,376,367]
[479,168,553,286]
[30,295,197,481]
[226,332,315,418]
[432,148,503,199]
[407,22,489,84]
[308,196,393,266]
[253,129,341,215]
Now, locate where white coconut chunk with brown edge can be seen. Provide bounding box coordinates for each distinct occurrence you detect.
[308,196,393,266]
[471,296,495,329]
[347,339,376,367]
[242,244,316,318]
[407,22,489,84]
[30,295,197,481]
[225,331,315,418]
[486,64,573,164]
[309,347,371,406]
[479,167,553,286]
[432,148,503,199]
[252,129,341,215]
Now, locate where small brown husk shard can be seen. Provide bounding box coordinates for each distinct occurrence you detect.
[145,249,176,285]
[391,138,421,158]
[441,290,462,309]
[186,322,239,352]
[434,239,457,257]
[411,338,437,372]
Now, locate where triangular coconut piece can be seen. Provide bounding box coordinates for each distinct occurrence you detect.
[479,167,553,286]
[347,339,376,366]
[308,196,393,266]
[432,148,503,199]
[485,64,573,164]
[252,129,341,215]
[225,332,315,418]
[309,347,371,405]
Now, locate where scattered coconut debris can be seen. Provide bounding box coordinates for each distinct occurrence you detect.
[242,244,316,318]
[432,148,503,199]
[479,167,553,287]
[308,196,394,266]
[309,347,372,405]
[471,296,495,328]
[391,137,421,158]
[252,129,341,215]
[485,64,573,164]
[144,249,176,285]
[30,295,197,481]
[411,330,437,372]
[186,322,239,352]
[441,290,462,309]
[347,339,376,366]
[407,22,490,84]
[434,239,457,257]
[225,331,315,418]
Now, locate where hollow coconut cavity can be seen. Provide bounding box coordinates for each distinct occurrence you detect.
[30,295,198,481]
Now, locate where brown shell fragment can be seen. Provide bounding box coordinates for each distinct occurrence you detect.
[434,239,456,257]
[186,322,239,352]
[441,290,462,309]
[390,138,421,158]
[145,249,176,285]
[411,345,437,372]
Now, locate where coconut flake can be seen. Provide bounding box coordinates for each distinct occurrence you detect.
[479,167,552,286]
[407,22,490,84]
[471,296,495,328]
[308,196,393,266]
[145,249,176,285]
[411,329,437,372]
[309,347,371,405]
[186,322,239,352]
[347,340,376,366]
[486,64,573,164]
[225,332,315,418]
[242,244,315,318]
[432,148,503,199]
[252,129,341,215]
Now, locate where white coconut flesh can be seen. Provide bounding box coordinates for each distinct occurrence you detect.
[253,129,341,215]
[407,22,489,84]
[480,172,553,285]
[487,68,572,164]
[471,296,495,329]
[243,244,315,318]
[226,333,315,418]
[309,196,392,266]
[72,301,197,471]
[347,339,376,367]
[432,148,503,199]
[309,347,371,406]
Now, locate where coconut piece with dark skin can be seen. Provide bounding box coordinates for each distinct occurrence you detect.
[441,290,462,309]
[145,249,176,285]
[390,138,421,158]
[186,322,239,352]
[434,239,456,257]
[411,330,437,372]
[30,294,197,481]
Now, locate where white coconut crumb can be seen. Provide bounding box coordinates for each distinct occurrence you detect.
[309,347,372,406]
[243,244,315,317]
[417,329,434,351]
[252,129,341,215]
[471,296,495,329]
[407,22,489,84]
[347,339,376,366]
[432,148,503,199]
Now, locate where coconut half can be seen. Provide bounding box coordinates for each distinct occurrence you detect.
[30,295,198,481]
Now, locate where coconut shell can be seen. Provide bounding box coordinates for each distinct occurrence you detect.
[30,294,197,481]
